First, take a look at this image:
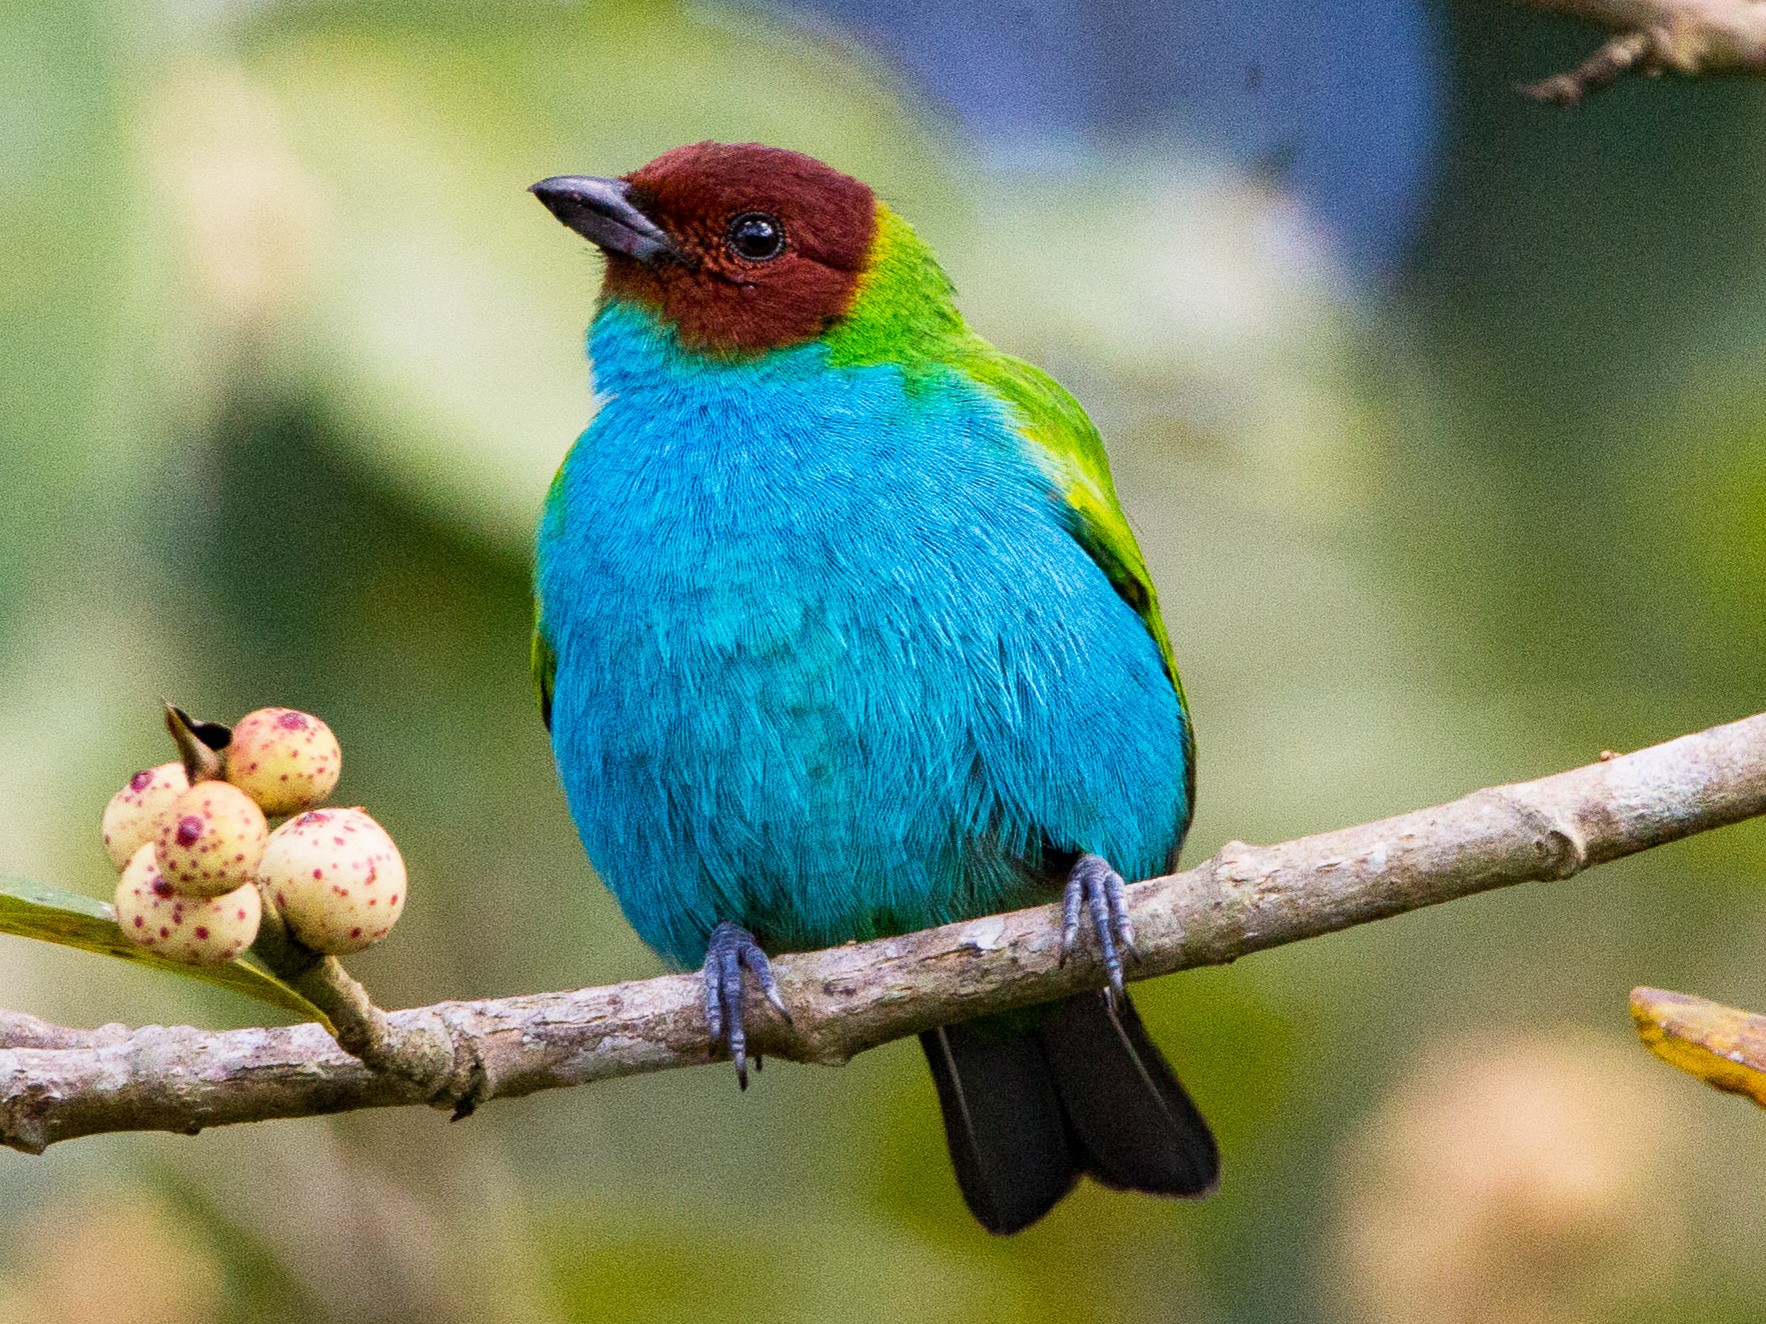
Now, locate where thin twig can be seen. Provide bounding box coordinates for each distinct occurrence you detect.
[3,711,1765,1154]
[1515,0,1766,103]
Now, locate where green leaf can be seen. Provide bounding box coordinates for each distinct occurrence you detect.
[0,877,330,1027]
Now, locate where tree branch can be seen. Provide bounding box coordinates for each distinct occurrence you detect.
[4,711,1765,1154]
[1514,0,1766,103]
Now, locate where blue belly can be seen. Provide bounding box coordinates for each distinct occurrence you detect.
[536,310,1189,969]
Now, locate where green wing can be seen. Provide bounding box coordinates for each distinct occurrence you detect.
[532,620,556,732]
[966,352,1181,683]
[964,348,1195,830]
[533,460,570,733]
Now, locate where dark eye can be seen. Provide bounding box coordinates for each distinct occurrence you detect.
[726,212,785,261]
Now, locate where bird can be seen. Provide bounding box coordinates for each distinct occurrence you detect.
[529,142,1218,1234]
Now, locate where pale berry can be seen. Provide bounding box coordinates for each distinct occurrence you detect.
[225,707,341,815]
[100,762,190,872]
[259,807,405,955]
[155,781,269,898]
[115,843,261,965]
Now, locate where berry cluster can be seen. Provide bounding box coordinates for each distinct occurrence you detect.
[102,708,406,966]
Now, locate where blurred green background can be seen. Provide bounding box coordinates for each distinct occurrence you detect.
[3,1,1765,1320]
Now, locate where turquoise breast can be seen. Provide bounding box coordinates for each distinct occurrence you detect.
[535,303,1188,969]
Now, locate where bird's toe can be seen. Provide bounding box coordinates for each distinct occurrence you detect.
[701,921,786,1088]
[1061,855,1137,1003]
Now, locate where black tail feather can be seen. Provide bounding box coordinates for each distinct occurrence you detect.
[919,1023,1078,1234]
[920,991,1218,1234]
[1038,992,1220,1197]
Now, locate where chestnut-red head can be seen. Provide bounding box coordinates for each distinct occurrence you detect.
[531,143,877,355]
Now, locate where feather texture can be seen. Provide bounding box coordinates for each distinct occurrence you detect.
[920,1021,1077,1234]
[536,293,1187,966]
[535,204,1191,966]
[921,993,1218,1234]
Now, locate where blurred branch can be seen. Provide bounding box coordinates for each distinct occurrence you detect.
[1631,985,1766,1104]
[4,711,1766,1153]
[1514,0,1766,103]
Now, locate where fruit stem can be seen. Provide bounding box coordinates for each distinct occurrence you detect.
[247,905,462,1104]
[163,703,228,785]
[290,957,462,1102]
[248,882,321,980]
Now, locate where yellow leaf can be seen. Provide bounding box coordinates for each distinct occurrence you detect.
[1630,986,1766,1107]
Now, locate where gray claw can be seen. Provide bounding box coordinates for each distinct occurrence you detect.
[702,921,787,1089]
[751,956,793,1024]
[1104,869,1139,960]
[703,954,726,1043]
[1059,873,1084,964]
[1061,855,1138,1002]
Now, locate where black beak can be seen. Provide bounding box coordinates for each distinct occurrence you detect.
[530,175,682,263]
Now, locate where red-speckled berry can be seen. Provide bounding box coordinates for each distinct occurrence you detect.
[225,707,341,815]
[258,807,405,955]
[154,781,269,898]
[114,843,261,965]
[100,762,191,872]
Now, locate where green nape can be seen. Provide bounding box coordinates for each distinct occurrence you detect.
[824,204,966,373]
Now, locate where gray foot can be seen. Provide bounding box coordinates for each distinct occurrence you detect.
[702,921,790,1089]
[1060,854,1139,1002]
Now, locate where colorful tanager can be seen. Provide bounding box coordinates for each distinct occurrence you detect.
[531,143,1217,1233]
